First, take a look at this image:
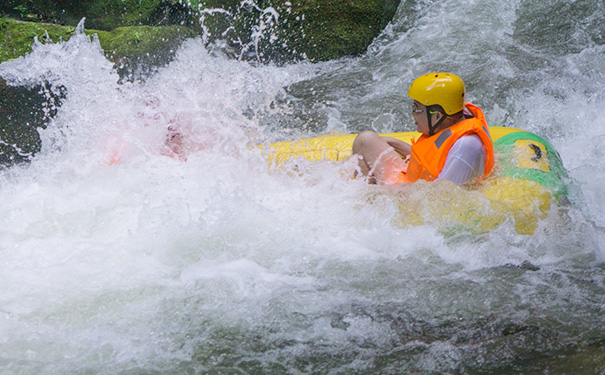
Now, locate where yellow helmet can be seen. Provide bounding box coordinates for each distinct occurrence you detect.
[407,72,465,115]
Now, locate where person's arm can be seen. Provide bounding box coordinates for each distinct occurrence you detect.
[381,137,412,158]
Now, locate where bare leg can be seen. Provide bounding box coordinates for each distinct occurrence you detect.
[352,131,408,184]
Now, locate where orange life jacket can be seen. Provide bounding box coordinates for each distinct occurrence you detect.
[400,102,494,183]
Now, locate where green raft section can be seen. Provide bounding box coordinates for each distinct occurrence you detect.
[261,126,572,235]
[492,127,569,200]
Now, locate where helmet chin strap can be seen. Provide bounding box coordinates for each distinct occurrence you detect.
[427,111,446,136]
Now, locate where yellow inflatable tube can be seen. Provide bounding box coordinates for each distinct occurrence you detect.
[260,126,571,235]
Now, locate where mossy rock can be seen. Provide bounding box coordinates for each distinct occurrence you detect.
[2,0,402,63]
[83,0,164,30]
[286,0,401,61]
[196,0,401,62]
[91,25,197,70]
[0,19,196,64]
[0,77,51,165]
[0,19,75,62]
[1,0,171,30]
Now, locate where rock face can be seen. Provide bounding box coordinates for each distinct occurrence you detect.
[0,20,196,66]
[0,0,168,30]
[195,0,402,62]
[0,77,49,165]
[1,0,402,63]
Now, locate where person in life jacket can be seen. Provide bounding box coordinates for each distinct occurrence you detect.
[352,72,494,185]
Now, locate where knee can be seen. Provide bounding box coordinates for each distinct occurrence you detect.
[353,131,380,153]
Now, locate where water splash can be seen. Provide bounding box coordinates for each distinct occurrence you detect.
[0,1,604,373]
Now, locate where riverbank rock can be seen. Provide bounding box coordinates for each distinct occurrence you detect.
[195,0,402,62]
[1,0,402,63]
[0,0,169,30]
[0,19,196,67]
[0,77,48,165]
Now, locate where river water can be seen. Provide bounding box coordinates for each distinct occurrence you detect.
[0,0,604,373]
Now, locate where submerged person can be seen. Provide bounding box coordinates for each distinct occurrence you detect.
[352,72,494,185]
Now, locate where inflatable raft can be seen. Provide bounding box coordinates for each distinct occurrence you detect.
[261,126,572,235]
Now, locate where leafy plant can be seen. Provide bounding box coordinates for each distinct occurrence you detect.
[12,4,39,21]
[0,15,7,30]
[133,30,142,43]
[13,5,28,19]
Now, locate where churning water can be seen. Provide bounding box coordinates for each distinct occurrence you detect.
[0,0,604,373]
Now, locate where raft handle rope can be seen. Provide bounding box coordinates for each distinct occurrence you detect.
[529,143,543,161]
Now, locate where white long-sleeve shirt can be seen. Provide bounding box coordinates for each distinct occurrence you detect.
[434,134,487,185]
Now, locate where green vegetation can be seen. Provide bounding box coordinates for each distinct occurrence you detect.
[191,0,400,62]
[0,19,196,64]
[91,25,196,62]
[0,20,76,62]
[1,0,170,29]
[0,0,401,63]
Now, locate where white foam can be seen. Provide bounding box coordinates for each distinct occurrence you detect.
[0,4,603,372]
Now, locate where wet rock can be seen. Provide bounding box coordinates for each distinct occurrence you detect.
[329,313,351,330]
[1,0,167,30]
[0,19,76,62]
[520,260,540,271]
[2,0,403,63]
[196,0,402,63]
[90,24,197,79]
[0,19,196,68]
[0,77,48,165]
